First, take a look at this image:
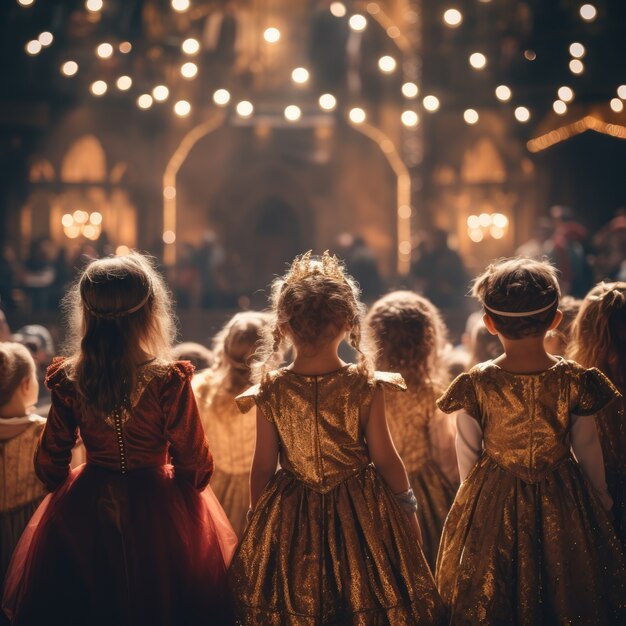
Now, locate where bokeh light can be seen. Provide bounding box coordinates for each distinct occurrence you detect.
[213,89,231,106]
[401,110,419,127]
[263,27,280,43]
[174,100,191,117]
[463,109,479,125]
[116,75,132,90]
[61,61,78,76]
[349,15,367,31]
[319,93,337,111]
[348,107,366,124]
[236,100,254,117]
[469,52,487,69]
[443,9,463,27]
[90,80,107,96]
[423,95,440,112]
[284,105,302,122]
[402,82,419,98]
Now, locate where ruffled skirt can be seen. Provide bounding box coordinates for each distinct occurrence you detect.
[2,464,237,626]
[210,469,249,538]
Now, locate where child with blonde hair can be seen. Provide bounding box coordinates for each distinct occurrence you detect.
[193,310,271,536]
[230,252,445,625]
[436,257,625,624]
[569,282,626,549]
[366,291,458,568]
[3,252,235,626]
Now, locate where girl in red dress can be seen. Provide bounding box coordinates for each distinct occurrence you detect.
[2,252,236,626]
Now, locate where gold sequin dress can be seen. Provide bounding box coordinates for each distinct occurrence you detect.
[436,359,626,625]
[193,371,256,537]
[231,365,446,626]
[385,385,457,569]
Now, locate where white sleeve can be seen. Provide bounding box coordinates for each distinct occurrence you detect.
[570,413,612,510]
[455,410,483,482]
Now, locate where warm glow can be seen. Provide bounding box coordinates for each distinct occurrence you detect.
[85,0,103,11]
[495,85,512,102]
[96,42,113,59]
[553,100,567,115]
[61,61,78,76]
[18,0,36,6]
[284,105,302,122]
[171,0,190,12]
[116,245,130,256]
[182,38,200,55]
[569,59,584,74]
[119,42,132,54]
[153,85,169,101]
[618,85,626,100]
[478,213,491,227]
[398,205,412,219]
[469,52,487,69]
[90,80,107,96]
[524,49,537,61]
[291,67,310,84]
[401,110,419,127]
[137,94,153,109]
[378,56,397,73]
[236,100,254,117]
[38,32,53,47]
[263,27,280,43]
[569,42,585,58]
[514,106,531,122]
[319,93,337,111]
[61,214,73,228]
[349,14,367,31]
[467,215,480,229]
[213,89,231,106]
[73,210,88,224]
[89,212,103,225]
[25,40,42,55]
[163,230,176,244]
[490,226,505,239]
[163,186,176,200]
[468,229,484,243]
[402,82,419,99]
[174,100,191,117]
[387,26,401,39]
[398,241,411,255]
[558,86,574,102]
[423,95,440,112]
[64,225,81,239]
[464,109,479,125]
[579,4,597,21]
[610,98,624,113]
[492,213,509,229]
[116,75,132,90]
[349,107,366,124]
[367,3,380,15]
[180,62,198,79]
[330,2,346,18]
[443,9,462,27]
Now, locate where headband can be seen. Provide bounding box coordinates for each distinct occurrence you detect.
[84,287,152,319]
[484,297,558,318]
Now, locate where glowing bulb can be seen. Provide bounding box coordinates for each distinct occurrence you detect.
[569,42,585,58]
[378,56,397,73]
[464,109,479,125]
[182,38,200,55]
[558,86,574,102]
[213,89,230,106]
[478,213,491,227]
[349,14,367,31]
[38,32,53,47]
[73,210,88,224]
[610,98,624,113]
[61,214,74,228]
[90,80,107,96]
[25,40,42,55]
[579,4,597,21]
[18,0,36,6]
[116,245,130,256]
[330,2,346,17]
[97,43,113,59]
[495,85,512,101]
[116,75,132,90]
[469,229,484,243]
[85,0,103,11]
[137,94,153,109]
[284,105,302,122]
[490,226,505,239]
[171,0,190,12]
[349,107,366,124]
[174,100,191,117]
[163,230,176,244]
[61,61,78,76]
[119,42,132,54]
[569,59,584,74]
[291,67,310,84]
[514,106,530,122]
[263,27,280,43]
[319,93,337,111]
[89,212,103,225]
[492,214,508,229]
[467,215,480,229]
[152,85,169,101]
[402,82,419,98]
[236,100,254,117]
[553,100,567,115]
[469,52,487,69]
[163,186,176,199]
[401,110,419,127]
[443,9,462,27]
[618,85,626,100]
[423,95,440,112]
[181,62,198,79]
[398,205,412,219]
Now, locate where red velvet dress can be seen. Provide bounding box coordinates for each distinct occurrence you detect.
[2,358,236,626]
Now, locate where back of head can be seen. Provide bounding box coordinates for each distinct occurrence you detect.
[171,342,213,371]
[568,282,626,389]
[472,257,560,339]
[0,342,35,409]
[64,252,175,416]
[366,290,447,388]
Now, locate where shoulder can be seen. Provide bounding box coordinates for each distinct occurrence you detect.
[45,357,71,390]
[234,369,282,414]
[565,360,622,415]
[368,370,407,393]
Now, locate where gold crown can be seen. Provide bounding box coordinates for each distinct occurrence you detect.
[284,250,346,285]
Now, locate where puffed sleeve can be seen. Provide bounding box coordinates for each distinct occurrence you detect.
[235,384,260,414]
[437,372,480,418]
[162,361,214,490]
[235,381,274,422]
[372,371,408,392]
[571,367,621,416]
[35,358,79,491]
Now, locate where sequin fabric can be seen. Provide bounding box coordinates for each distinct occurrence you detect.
[385,385,457,569]
[230,365,446,625]
[436,359,626,625]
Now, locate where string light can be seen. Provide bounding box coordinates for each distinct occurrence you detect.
[443,9,463,27]
[528,116,626,152]
[174,100,191,117]
[96,43,113,59]
[284,105,301,122]
[152,85,169,102]
[291,67,310,84]
[610,98,624,113]
[319,93,337,111]
[25,40,42,55]
[463,109,479,125]
[349,107,366,124]
[90,80,107,96]
[236,100,254,117]
[579,4,597,22]
[171,0,190,12]
[514,106,531,122]
[558,86,574,102]
[85,0,103,11]
[569,42,585,58]
[116,75,132,90]
[618,85,626,100]
[569,59,584,74]
[423,95,440,112]
[378,56,397,73]
[263,27,280,43]
[38,32,53,47]
[330,2,346,17]
[137,94,153,109]
[61,61,78,76]
[401,110,419,127]
[495,85,512,101]
[553,100,567,115]
[181,38,200,55]
[180,62,198,79]
[349,15,367,31]
[469,52,487,69]
[213,89,230,106]
[402,82,419,99]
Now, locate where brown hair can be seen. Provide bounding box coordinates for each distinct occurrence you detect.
[63,252,175,417]
[0,342,36,408]
[366,291,447,389]
[254,253,375,382]
[544,295,582,354]
[568,282,626,390]
[472,257,560,339]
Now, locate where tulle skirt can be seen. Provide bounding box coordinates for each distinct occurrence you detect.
[2,464,237,626]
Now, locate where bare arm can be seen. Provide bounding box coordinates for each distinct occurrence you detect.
[249,406,280,508]
[455,410,483,482]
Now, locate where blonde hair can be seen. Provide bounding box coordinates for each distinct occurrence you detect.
[472,257,560,339]
[366,291,447,389]
[63,252,175,416]
[0,342,36,408]
[568,282,626,389]
[253,253,375,382]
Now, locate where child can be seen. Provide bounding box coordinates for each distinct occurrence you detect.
[230,252,445,625]
[0,344,46,596]
[366,291,458,568]
[568,282,626,550]
[2,253,236,626]
[544,294,582,356]
[436,258,626,624]
[192,311,270,536]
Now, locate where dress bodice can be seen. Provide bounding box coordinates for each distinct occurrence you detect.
[237,365,406,493]
[438,359,620,483]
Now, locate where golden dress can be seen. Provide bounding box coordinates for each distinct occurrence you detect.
[231,364,446,626]
[436,359,626,625]
[193,371,256,537]
[385,385,457,569]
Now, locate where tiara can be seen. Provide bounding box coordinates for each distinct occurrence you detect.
[484,297,558,318]
[284,250,346,285]
[84,289,152,319]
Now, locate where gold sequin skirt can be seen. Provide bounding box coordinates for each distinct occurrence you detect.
[436,454,626,625]
[211,469,250,538]
[229,465,446,625]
